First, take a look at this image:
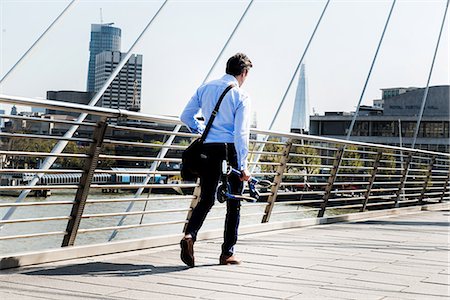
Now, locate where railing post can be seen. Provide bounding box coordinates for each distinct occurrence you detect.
[62,118,108,247]
[262,139,292,223]
[361,151,383,212]
[394,153,412,208]
[183,181,201,233]
[439,169,450,203]
[419,156,436,204]
[318,146,345,218]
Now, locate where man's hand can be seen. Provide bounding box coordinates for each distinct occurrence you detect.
[240,169,251,182]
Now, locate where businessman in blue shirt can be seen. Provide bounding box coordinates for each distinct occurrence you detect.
[180,53,252,267]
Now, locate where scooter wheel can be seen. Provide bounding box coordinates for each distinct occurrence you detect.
[216,182,231,203]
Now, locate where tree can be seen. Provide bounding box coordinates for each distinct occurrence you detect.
[8,137,56,168]
[341,145,364,173]
[257,137,284,173]
[6,137,90,169]
[57,141,87,169]
[381,150,397,175]
[288,142,321,175]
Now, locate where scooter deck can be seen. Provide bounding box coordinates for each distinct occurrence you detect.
[225,193,257,203]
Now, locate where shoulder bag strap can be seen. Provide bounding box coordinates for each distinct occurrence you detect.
[199,84,235,142]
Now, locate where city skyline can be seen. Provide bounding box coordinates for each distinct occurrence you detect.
[0,0,448,132]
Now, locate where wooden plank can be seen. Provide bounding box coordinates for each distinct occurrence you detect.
[1,209,449,300]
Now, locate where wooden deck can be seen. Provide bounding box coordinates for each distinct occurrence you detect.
[0,208,449,299]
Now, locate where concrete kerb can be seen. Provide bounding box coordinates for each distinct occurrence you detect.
[0,202,448,270]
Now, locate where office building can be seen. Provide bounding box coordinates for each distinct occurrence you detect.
[87,23,121,92]
[46,91,93,117]
[94,51,142,112]
[310,85,449,152]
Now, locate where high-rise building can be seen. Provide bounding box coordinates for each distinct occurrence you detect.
[290,64,309,134]
[94,51,143,112]
[87,23,121,92]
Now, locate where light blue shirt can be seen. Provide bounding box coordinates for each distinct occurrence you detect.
[180,74,251,170]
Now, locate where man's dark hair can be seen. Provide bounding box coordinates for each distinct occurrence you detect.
[226,53,253,76]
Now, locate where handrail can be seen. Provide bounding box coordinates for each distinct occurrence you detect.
[1,93,448,158]
[0,94,180,124]
[251,128,450,157]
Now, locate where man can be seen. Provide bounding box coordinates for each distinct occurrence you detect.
[179,53,252,267]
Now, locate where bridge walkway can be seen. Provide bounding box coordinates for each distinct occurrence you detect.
[0,208,448,300]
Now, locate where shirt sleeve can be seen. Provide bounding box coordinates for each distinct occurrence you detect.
[234,94,251,170]
[180,89,205,134]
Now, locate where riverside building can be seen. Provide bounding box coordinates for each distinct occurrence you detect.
[309,85,450,152]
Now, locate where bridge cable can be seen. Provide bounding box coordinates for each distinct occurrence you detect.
[249,0,330,173]
[108,1,255,241]
[411,0,449,149]
[0,0,77,86]
[202,0,255,84]
[1,0,169,225]
[394,0,450,207]
[268,0,330,131]
[326,0,397,211]
[346,0,397,140]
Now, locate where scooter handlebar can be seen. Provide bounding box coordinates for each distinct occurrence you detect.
[228,167,271,187]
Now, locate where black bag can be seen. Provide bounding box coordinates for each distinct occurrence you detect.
[181,84,235,181]
[181,138,204,181]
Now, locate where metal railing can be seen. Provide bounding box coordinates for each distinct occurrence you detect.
[0,94,449,257]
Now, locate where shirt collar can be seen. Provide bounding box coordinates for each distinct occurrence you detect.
[221,74,239,86]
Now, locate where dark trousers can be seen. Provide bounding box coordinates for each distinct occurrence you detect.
[184,143,243,256]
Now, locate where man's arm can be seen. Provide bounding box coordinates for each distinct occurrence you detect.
[180,89,205,134]
[234,95,251,177]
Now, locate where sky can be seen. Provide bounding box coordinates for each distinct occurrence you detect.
[0,0,449,132]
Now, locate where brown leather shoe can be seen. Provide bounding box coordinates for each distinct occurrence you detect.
[180,237,194,267]
[219,254,241,265]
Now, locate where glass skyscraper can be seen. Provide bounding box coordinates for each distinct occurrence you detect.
[290,64,309,133]
[87,23,121,92]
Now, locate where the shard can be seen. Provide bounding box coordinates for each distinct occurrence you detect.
[290,64,309,134]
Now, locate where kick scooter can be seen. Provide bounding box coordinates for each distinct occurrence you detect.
[216,160,272,203]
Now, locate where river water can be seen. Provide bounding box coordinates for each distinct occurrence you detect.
[0,190,321,256]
